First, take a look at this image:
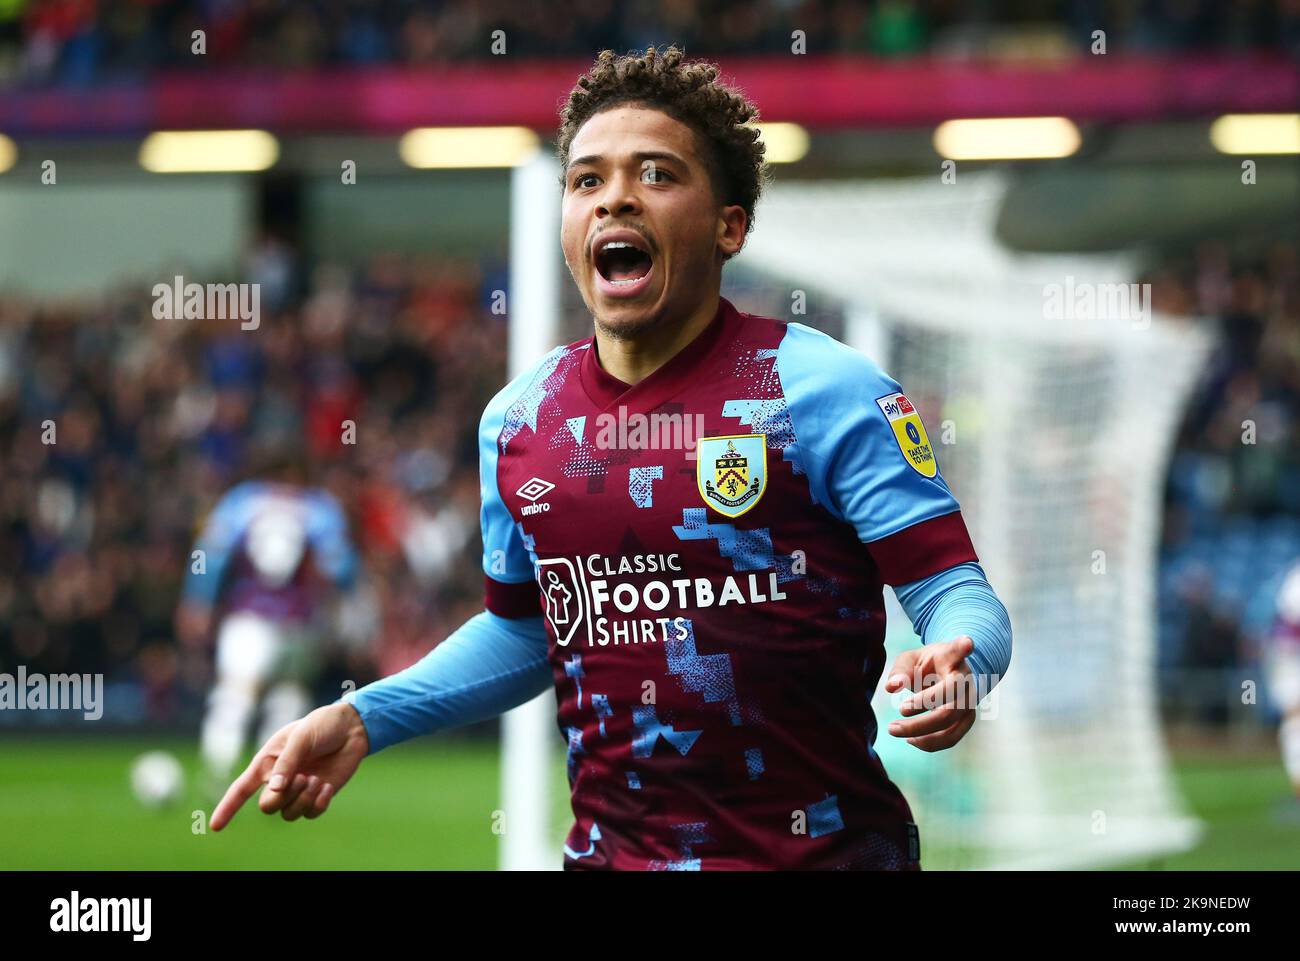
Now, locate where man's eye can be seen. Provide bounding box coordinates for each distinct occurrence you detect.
[641,167,671,183]
[573,173,599,189]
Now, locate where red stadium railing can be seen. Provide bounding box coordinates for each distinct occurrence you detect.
[1,55,1297,136]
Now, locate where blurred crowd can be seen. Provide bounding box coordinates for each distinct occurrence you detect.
[1149,240,1300,724]
[1156,241,1300,520]
[0,0,1297,87]
[0,244,507,724]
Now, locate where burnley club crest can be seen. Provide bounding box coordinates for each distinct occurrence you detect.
[697,434,767,518]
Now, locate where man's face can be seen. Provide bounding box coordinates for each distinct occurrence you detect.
[561,104,745,339]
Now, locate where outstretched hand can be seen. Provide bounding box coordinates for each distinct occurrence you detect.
[210,702,370,831]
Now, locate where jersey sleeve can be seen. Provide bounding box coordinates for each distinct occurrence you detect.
[777,322,978,586]
[304,488,358,590]
[182,481,258,605]
[340,609,550,753]
[478,373,543,618]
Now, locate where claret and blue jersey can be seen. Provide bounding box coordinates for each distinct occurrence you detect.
[480,296,984,870]
[183,481,357,621]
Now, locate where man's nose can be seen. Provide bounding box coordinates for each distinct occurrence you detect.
[596,176,641,218]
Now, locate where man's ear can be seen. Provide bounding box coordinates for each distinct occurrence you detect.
[716,204,748,260]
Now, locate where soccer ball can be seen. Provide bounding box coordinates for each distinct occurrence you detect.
[129,751,185,809]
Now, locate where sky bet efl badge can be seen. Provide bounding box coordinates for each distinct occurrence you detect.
[698,434,767,518]
[875,391,936,478]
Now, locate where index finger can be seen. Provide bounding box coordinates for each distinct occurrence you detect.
[210,758,268,832]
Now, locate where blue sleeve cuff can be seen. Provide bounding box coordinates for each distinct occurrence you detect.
[893,561,1012,700]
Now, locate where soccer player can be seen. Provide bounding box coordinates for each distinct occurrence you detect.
[178,457,361,791]
[211,46,1012,870]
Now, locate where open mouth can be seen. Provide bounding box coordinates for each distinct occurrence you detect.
[593,233,654,296]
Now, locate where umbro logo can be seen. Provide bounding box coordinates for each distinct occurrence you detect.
[516,478,555,501]
[517,477,555,516]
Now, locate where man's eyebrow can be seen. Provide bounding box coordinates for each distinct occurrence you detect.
[566,154,600,172]
[565,150,688,172]
[631,150,687,167]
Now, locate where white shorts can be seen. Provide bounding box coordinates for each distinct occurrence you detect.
[215,611,319,687]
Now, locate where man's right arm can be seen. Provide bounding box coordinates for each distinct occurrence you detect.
[341,357,558,752]
[340,611,549,754]
[212,612,549,830]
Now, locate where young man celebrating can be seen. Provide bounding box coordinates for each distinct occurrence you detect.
[211,46,1012,870]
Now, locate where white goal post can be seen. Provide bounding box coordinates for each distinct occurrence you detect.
[500,151,563,870]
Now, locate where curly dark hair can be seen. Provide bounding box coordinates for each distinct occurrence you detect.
[556,46,768,248]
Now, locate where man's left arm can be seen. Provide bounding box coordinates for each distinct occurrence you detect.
[775,322,1012,751]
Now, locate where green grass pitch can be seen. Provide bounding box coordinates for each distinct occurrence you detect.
[0,735,1293,870]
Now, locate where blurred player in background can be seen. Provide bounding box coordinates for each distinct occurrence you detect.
[177,451,367,792]
[1265,560,1300,803]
